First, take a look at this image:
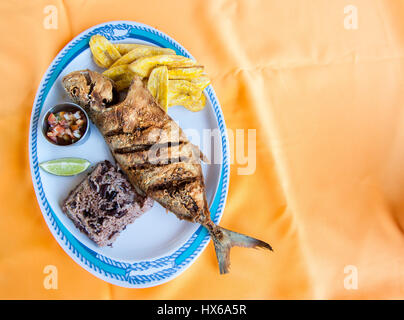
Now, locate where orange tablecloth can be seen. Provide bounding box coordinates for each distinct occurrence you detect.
[1,0,404,299]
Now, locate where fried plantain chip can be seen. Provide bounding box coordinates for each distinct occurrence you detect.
[115,73,135,91]
[168,91,206,112]
[190,75,210,90]
[147,69,159,97]
[114,43,144,55]
[93,55,107,68]
[111,46,176,67]
[89,35,121,68]
[184,93,206,112]
[167,92,192,107]
[129,55,197,78]
[168,79,201,97]
[102,64,130,80]
[168,66,204,80]
[148,66,169,112]
[102,65,135,91]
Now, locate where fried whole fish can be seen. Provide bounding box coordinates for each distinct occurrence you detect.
[62,70,272,273]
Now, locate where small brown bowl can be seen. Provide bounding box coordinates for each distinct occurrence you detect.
[41,102,90,147]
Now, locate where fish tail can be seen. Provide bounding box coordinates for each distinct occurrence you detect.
[208,225,273,274]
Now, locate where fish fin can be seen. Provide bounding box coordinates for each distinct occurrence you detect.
[191,143,210,164]
[210,226,272,274]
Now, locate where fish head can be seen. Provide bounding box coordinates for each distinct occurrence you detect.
[62,70,115,112]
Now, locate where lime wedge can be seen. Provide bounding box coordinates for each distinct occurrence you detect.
[39,158,90,176]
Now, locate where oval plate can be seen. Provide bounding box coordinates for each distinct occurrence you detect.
[29,21,229,288]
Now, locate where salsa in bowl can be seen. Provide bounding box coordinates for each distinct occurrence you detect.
[41,102,90,146]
